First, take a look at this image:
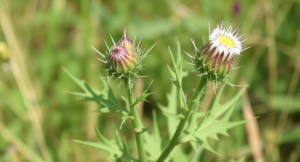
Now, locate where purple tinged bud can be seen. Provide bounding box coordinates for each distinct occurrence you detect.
[109,45,137,73]
[118,37,135,56]
[199,45,233,79]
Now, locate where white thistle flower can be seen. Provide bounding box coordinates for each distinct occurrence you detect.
[208,23,244,63]
[191,22,248,82]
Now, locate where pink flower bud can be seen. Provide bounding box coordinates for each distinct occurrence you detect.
[118,37,135,56]
[109,46,137,73]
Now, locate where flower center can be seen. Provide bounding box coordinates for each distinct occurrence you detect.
[218,35,235,47]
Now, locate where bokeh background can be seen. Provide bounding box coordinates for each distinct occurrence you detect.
[0,0,300,161]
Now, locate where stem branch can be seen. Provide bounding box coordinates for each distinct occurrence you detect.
[124,78,146,162]
[157,78,207,162]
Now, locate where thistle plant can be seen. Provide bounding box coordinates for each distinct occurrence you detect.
[94,32,149,83]
[65,22,248,162]
[190,22,248,86]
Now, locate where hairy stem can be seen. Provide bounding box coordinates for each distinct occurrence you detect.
[124,78,146,162]
[157,78,207,162]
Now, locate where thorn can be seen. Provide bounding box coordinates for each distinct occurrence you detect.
[91,46,106,57]
[241,38,247,43]
[132,72,139,78]
[186,61,195,65]
[231,84,249,87]
[104,40,111,52]
[241,46,251,52]
[183,51,194,58]
[232,66,242,70]
[110,34,116,46]
[232,27,240,35]
[198,72,207,76]
[238,33,246,39]
[118,81,122,89]
[137,38,143,49]
[208,20,211,34]
[133,35,137,45]
[227,23,233,33]
[221,20,224,29]
[108,74,114,82]
[119,121,125,130]
[96,57,107,63]
[124,28,126,38]
[138,75,148,78]
[190,38,198,52]
[214,76,219,90]
[191,66,201,72]
[144,42,157,56]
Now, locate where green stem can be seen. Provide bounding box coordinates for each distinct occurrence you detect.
[124,78,146,162]
[157,78,207,162]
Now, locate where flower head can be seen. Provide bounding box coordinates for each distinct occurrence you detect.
[208,23,242,60]
[109,45,137,73]
[193,22,247,82]
[92,30,155,80]
[118,37,135,55]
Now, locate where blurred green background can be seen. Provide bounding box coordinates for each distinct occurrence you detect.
[0,0,300,161]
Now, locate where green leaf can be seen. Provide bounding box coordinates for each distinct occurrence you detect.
[64,68,126,114]
[73,127,137,162]
[144,111,163,161]
[170,148,190,162]
[73,140,119,156]
[157,84,190,161]
[157,42,190,162]
[132,80,154,107]
[119,113,133,130]
[158,80,180,136]
[183,86,247,154]
[159,42,189,135]
[194,118,246,154]
[168,43,188,105]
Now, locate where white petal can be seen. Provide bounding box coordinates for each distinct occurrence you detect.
[222,50,229,63]
[212,46,219,57]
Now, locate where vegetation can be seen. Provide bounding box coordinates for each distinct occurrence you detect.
[0,0,299,161]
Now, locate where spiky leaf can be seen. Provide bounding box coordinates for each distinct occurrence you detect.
[132,80,154,107]
[167,42,188,108]
[64,68,126,114]
[73,127,137,162]
[144,111,163,161]
[157,42,189,162]
[182,86,247,154]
